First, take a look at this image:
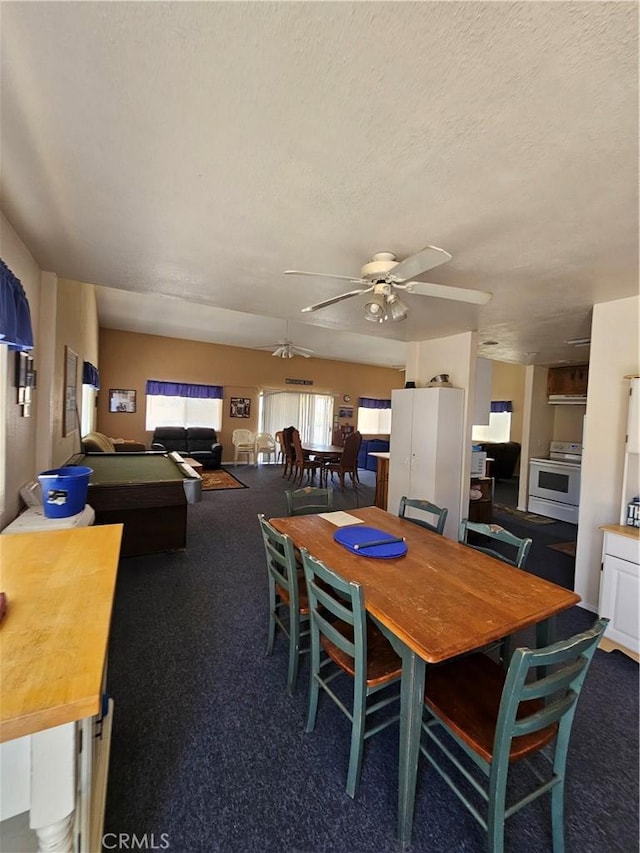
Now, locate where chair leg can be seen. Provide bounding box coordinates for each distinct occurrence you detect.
[305,637,322,734]
[551,779,566,853]
[287,611,300,695]
[266,586,277,655]
[346,681,367,798]
[487,768,508,853]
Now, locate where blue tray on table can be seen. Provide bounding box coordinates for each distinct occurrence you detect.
[333,526,408,559]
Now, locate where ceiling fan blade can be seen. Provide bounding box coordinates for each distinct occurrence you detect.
[294,349,312,358]
[289,344,314,354]
[301,286,373,313]
[388,245,452,282]
[398,280,492,305]
[285,270,365,284]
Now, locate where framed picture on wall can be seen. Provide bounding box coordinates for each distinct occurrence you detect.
[230,397,251,418]
[109,389,137,413]
[63,346,78,436]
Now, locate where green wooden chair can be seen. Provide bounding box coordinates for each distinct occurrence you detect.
[421,617,609,852]
[258,514,309,695]
[459,519,532,568]
[301,549,402,798]
[399,496,448,535]
[285,486,334,516]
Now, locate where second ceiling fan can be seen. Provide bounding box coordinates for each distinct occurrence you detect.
[286,245,492,322]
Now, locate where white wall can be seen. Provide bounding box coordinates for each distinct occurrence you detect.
[575,295,640,610]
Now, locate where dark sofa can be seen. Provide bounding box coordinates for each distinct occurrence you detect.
[151,427,223,470]
[475,441,521,481]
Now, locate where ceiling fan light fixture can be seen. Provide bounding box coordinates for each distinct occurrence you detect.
[364,293,387,322]
[386,292,408,321]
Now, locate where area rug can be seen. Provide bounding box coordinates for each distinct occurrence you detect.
[493,503,556,525]
[547,541,577,557]
[200,469,247,491]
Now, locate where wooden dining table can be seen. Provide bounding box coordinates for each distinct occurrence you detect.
[301,443,344,485]
[269,505,580,848]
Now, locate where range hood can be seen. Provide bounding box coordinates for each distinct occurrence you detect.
[548,395,587,405]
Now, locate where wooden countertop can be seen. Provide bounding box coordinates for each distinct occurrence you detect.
[368,451,390,459]
[0,524,122,742]
[600,524,640,541]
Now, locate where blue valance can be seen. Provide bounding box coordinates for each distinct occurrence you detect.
[359,397,392,409]
[491,400,513,413]
[83,361,100,390]
[0,260,34,351]
[146,380,223,399]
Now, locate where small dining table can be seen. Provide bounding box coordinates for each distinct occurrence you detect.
[269,505,580,848]
[301,443,344,485]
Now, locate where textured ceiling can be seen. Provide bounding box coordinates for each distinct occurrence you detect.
[1,1,638,367]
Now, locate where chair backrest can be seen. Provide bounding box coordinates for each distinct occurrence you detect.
[255,432,275,451]
[458,519,532,568]
[282,426,296,460]
[301,549,367,673]
[82,432,115,453]
[399,497,448,535]
[491,617,608,769]
[338,430,362,469]
[285,487,334,516]
[232,428,254,447]
[257,514,300,609]
[291,428,306,465]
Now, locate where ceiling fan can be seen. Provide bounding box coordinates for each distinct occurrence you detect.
[285,245,492,323]
[253,322,314,359]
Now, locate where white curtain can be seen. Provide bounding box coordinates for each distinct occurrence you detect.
[262,392,334,445]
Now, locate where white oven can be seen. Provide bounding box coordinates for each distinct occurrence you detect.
[528,442,582,524]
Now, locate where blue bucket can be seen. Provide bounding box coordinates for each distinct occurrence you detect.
[38,466,93,519]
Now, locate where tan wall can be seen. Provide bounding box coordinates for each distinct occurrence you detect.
[490,360,526,444]
[53,279,99,466]
[98,328,402,462]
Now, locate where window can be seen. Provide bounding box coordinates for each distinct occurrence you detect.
[472,412,512,443]
[81,385,97,435]
[261,391,334,445]
[357,397,392,434]
[145,380,223,431]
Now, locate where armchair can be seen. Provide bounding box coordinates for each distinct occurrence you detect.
[82,432,146,453]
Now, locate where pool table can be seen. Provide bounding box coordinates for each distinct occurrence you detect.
[67,452,201,557]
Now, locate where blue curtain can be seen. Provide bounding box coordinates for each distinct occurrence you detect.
[146,380,223,399]
[0,260,34,351]
[491,400,513,413]
[83,361,100,390]
[358,397,392,409]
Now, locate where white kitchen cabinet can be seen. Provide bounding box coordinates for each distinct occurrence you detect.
[388,387,464,539]
[597,376,640,662]
[599,526,639,662]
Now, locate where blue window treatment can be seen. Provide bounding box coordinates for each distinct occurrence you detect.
[83,361,100,390]
[359,397,392,409]
[491,401,513,413]
[146,380,223,399]
[0,260,34,351]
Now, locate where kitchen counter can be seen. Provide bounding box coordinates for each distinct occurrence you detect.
[0,524,122,851]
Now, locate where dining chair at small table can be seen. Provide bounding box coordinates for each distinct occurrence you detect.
[420,617,609,852]
[291,429,324,486]
[285,486,334,516]
[301,549,402,798]
[399,497,448,535]
[324,430,362,491]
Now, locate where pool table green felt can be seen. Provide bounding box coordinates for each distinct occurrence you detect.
[67,452,200,557]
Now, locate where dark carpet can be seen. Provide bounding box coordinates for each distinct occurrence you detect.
[104,466,639,853]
